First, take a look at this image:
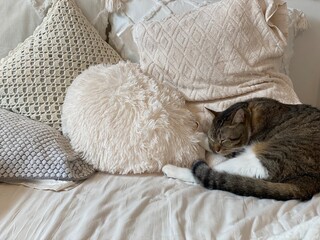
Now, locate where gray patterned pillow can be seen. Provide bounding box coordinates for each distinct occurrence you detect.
[0,109,94,181]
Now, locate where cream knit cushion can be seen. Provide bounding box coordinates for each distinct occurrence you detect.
[109,0,308,72]
[30,0,111,41]
[133,0,301,131]
[0,0,121,130]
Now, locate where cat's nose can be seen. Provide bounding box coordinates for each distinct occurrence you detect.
[215,145,221,153]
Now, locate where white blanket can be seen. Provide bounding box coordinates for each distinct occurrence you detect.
[1,173,320,239]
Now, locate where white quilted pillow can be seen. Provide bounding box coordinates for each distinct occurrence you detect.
[108,0,220,62]
[133,0,301,131]
[62,62,202,174]
[108,0,308,77]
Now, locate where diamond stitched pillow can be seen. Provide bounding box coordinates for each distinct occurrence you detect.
[0,0,121,130]
[133,0,302,133]
[109,0,308,71]
[0,108,94,181]
[133,0,300,105]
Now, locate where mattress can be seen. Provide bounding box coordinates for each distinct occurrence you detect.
[1,173,320,239]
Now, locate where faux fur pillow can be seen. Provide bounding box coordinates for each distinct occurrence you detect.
[62,62,202,174]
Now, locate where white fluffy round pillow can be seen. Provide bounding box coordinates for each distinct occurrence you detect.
[62,61,201,174]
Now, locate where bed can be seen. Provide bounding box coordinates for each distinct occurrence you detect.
[1,0,320,239]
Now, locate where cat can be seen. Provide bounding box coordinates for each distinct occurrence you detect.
[162,97,320,201]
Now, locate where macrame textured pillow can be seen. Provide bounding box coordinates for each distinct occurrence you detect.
[31,0,111,41]
[0,0,121,130]
[62,62,202,174]
[0,109,94,181]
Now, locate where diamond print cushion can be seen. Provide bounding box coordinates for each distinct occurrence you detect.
[133,0,301,130]
[109,0,220,62]
[0,0,121,130]
[0,108,94,181]
[109,0,308,73]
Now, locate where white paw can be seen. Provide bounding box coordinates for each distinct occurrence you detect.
[162,164,178,178]
[162,164,198,184]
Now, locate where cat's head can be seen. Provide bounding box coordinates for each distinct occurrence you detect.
[207,103,251,155]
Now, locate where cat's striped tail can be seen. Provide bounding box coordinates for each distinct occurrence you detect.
[192,160,319,201]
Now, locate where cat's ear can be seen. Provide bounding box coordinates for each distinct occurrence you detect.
[205,107,219,118]
[232,108,246,124]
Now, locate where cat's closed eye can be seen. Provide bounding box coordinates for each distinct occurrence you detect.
[229,136,241,141]
[221,139,233,147]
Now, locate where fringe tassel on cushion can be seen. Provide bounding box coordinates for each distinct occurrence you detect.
[31,0,127,15]
[294,10,310,36]
[30,0,53,17]
[104,0,126,12]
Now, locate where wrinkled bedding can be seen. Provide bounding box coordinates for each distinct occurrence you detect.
[1,0,320,239]
[1,173,320,240]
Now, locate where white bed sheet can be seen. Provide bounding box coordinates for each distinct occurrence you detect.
[1,173,320,240]
[1,1,320,239]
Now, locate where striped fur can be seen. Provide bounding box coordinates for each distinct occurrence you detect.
[193,98,320,201]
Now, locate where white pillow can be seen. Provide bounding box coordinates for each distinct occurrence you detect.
[0,0,121,130]
[132,0,301,131]
[0,0,112,60]
[108,0,220,62]
[108,0,308,75]
[31,0,110,40]
[62,62,202,174]
[0,0,42,60]
[280,8,309,75]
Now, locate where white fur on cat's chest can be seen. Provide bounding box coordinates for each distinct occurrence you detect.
[162,145,269,184]
[213,146,269,179]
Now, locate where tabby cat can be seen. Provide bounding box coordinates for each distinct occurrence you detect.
[163,98,320,201]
